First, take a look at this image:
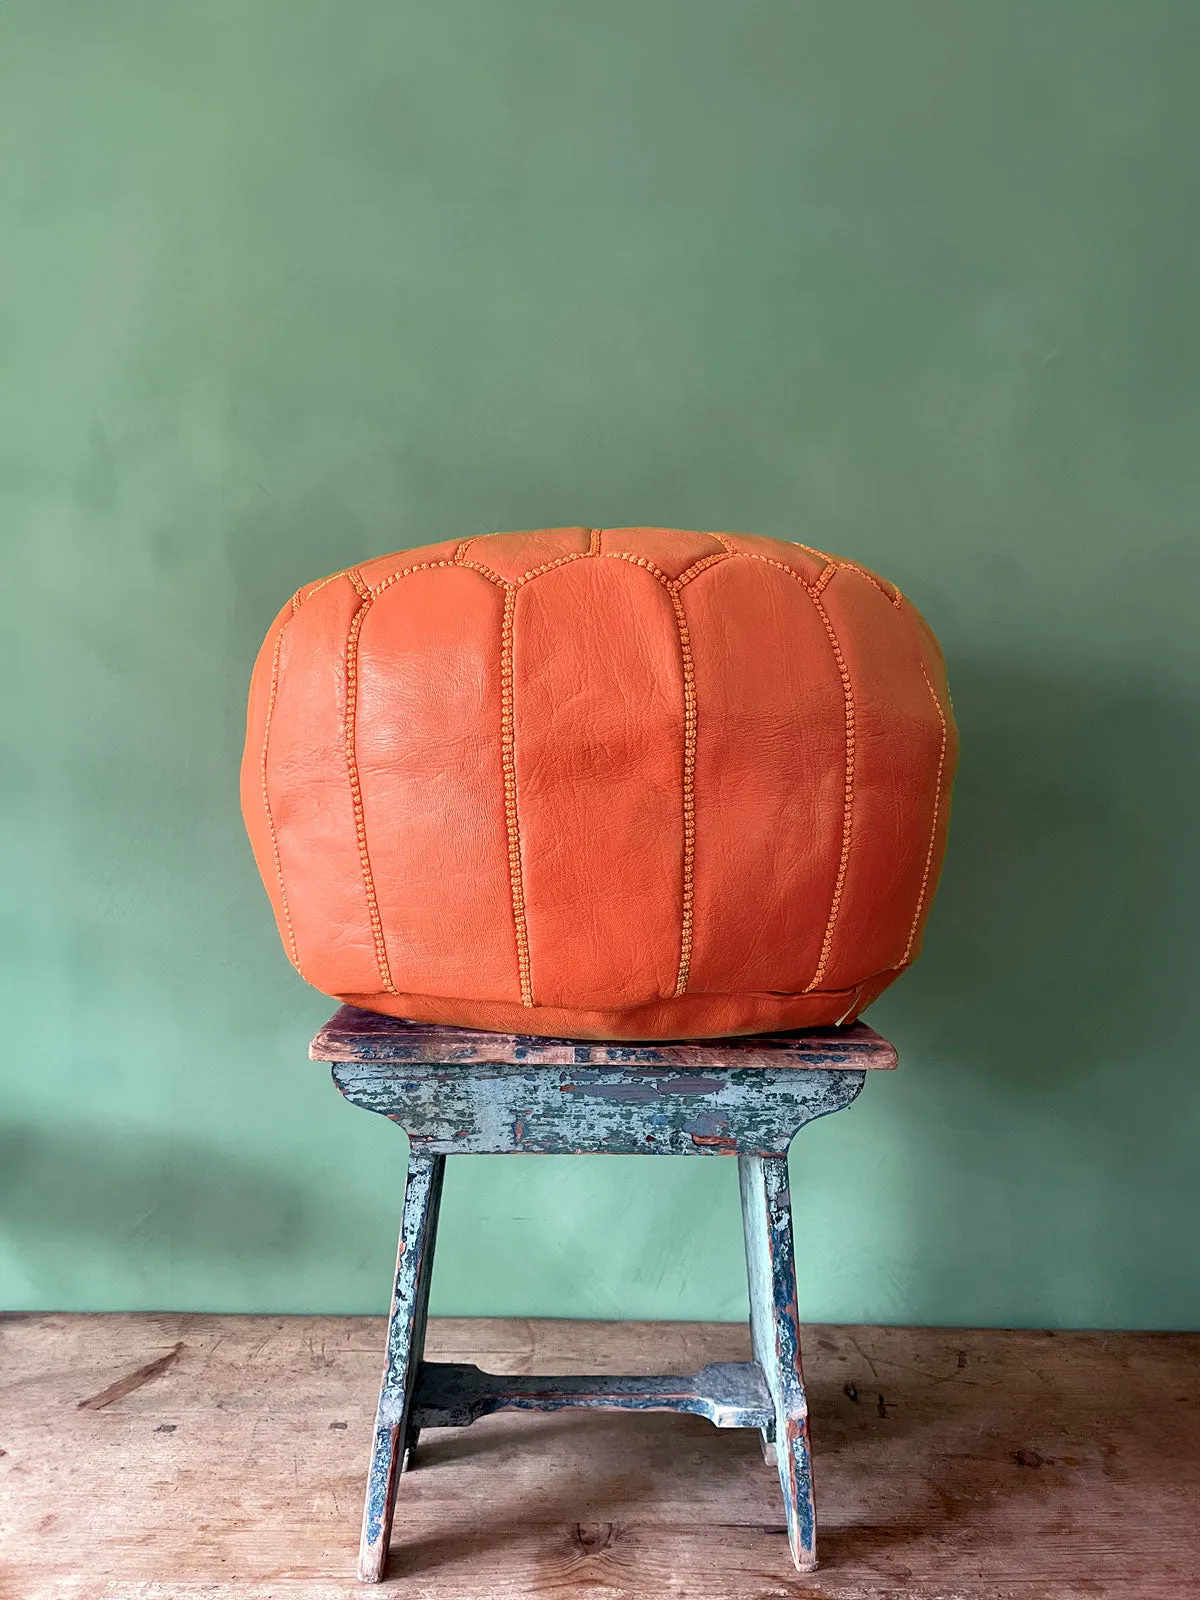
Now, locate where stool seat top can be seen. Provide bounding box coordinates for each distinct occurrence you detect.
[310,1005,897,1071]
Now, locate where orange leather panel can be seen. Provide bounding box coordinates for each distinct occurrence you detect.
[681,556,845,995]
[512,558,685,1009]
[355,568,519,1002]
[813,570,958,988]
[243,528,956,1040]
[266,575,381,994]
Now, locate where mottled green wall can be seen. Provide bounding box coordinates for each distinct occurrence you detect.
[3,1,1198,1326]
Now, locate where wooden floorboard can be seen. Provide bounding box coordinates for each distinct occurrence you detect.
[1,1314,1196,1598]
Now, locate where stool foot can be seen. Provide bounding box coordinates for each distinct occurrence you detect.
[739,1153,818,1574]
[358,1150,444,1584]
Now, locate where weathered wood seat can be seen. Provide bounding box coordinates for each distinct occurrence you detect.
[310,1006,896,1583]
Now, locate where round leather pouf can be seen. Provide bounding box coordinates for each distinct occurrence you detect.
[243,527,956,1039]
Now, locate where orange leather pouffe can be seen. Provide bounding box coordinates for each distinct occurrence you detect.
[242,528,956,1040]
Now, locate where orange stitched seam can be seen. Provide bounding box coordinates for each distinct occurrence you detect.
[500,585,534,1005]
[793,543,898,603]
[812,562,838,595]
[510,548,677,588]
[454,539,509,586]
[370,558,472,597]
[836,558,897,604]
[597,551,674,583]
[347,569,371,600]
[294,569,349,610]
[671,551,731,589]
[724,542,898,603]
[667,589,697,997]
[261,607,301,973]
[344,584,397,995]
[588,527,602,555]
[803,588,855,993]
[514,550,590,585]
[719,547,813,586]
[898,662,948,967]
[457,558,510,586]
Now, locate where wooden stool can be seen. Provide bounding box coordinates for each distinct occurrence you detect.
[310,1007,896,1583]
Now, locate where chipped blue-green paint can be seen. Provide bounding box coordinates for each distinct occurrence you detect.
[741,1153,818,1572]
[412,1360,774,1431]
[357,1148,443,1584]
[316,1009,886,1582]
[331,1056,866,1155]
[317,1008,886,1157]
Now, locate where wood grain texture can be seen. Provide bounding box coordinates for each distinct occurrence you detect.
[310,1005,898,1069]
[1,1314,1197,1599]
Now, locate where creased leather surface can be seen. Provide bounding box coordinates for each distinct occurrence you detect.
[242,528,957,1040]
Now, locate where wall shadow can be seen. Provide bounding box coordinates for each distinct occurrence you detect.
[0,1121,322,1267]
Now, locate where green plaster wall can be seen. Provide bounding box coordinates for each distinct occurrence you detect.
[3,1,1198,1327]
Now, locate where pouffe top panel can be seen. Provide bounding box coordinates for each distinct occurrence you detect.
[242,528,956,1040]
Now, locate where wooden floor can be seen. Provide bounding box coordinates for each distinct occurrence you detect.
[1,1315,1196,1599]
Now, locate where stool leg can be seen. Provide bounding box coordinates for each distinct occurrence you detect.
[738,1153,817,1574]
[358,1149,445,1584]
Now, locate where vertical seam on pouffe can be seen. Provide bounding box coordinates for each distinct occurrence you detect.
[898,661,949,967]
[344,576,398,995]
[500,583,534,1006]
[802,586,856,993]
[588,527,602,555]
[666,583,697,996]
[261,597,303,972]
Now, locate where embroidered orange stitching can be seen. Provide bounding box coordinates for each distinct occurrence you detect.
[369,558,463,597]
[723,541,898,602]
[803,589,855,993]
[671,551,731,589]
[347,569,371,600]
[261,609,301,972]
[344,586,397,995]
[452,540,510,586]
[500,585,533,1005]
[836,559,897,603]
[668,589,697,996]
[457,559,510,586]
[598,551,674,583]
[588,527,602,555]
[514,551,590,585]
[812,562,838,595]
[294,569,348,609]
[898,662,948,967]
[718,547,811,585]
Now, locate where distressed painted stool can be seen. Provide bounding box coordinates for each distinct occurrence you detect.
[310,1005,896,1583]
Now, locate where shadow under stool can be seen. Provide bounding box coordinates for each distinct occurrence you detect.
[310,1006,896,1583]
